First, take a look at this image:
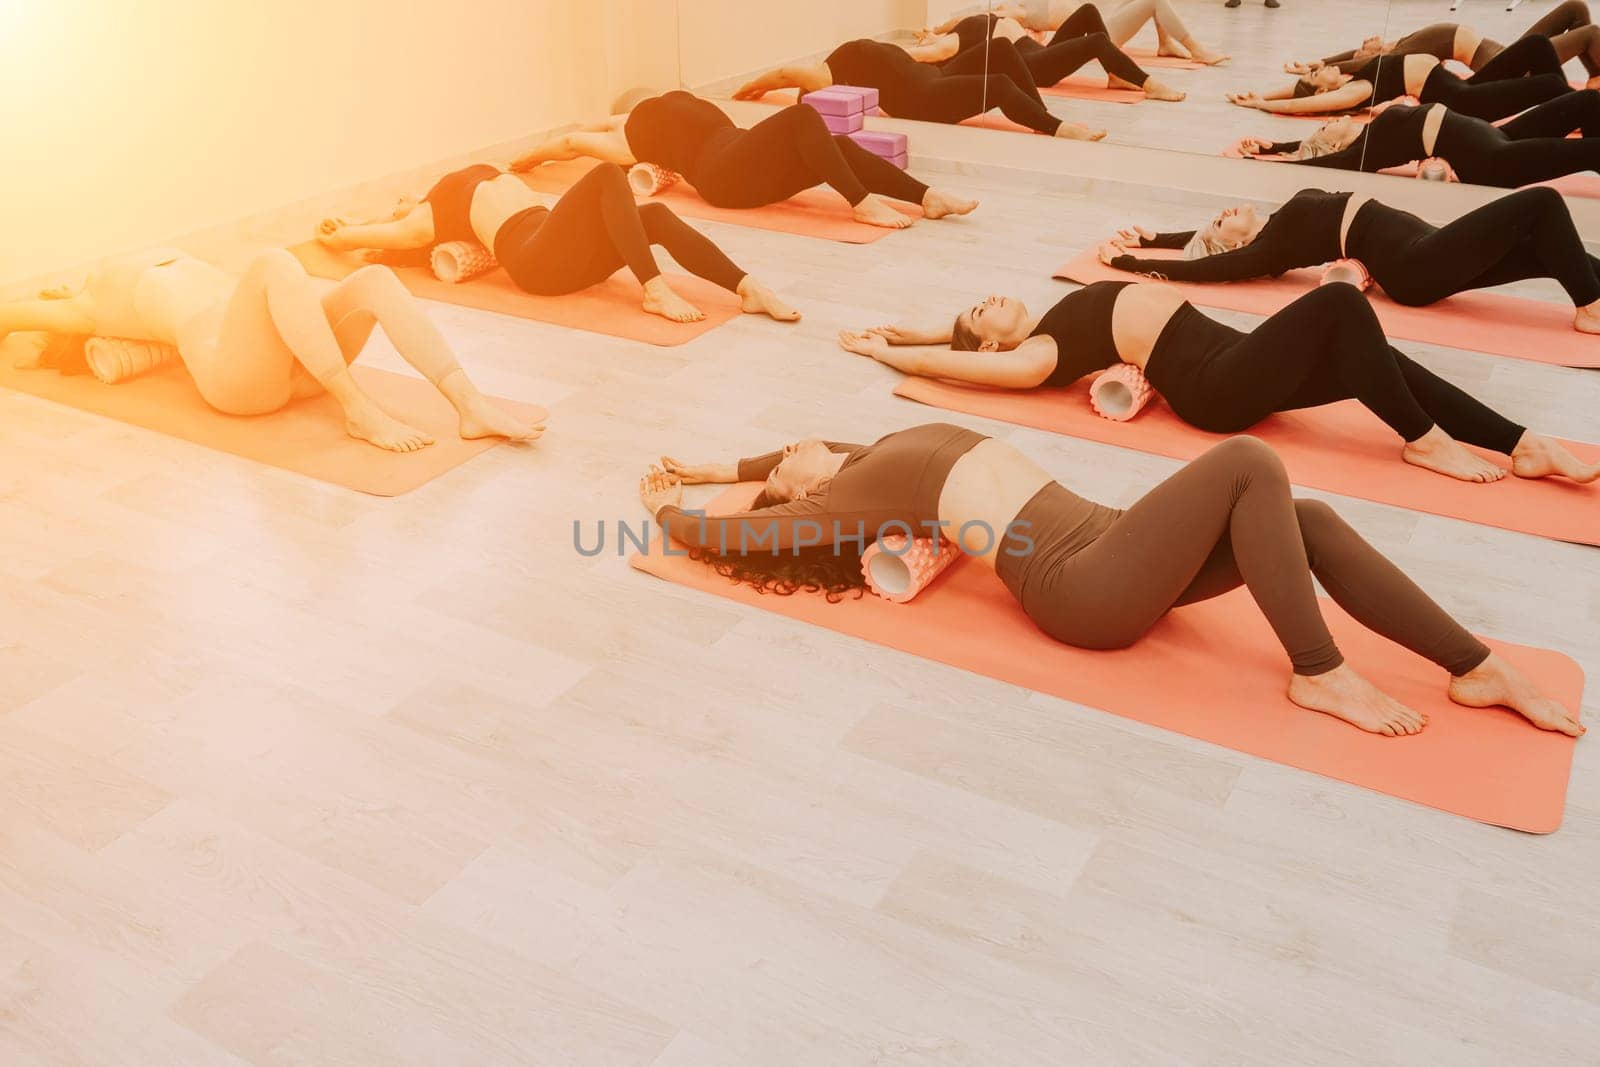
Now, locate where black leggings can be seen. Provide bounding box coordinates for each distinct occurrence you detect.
[689,105,928,208]
[1024,5,1150,87]
[997,438,1491,677]
[1443,90,1600,186]
[1354,189,1600,306]
[1146,286,1526,454]
[916,39,1064,133]
[1422,36,1571,122]
[494,163,745,296]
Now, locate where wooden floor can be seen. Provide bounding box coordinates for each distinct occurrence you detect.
[3,3,1600,1065]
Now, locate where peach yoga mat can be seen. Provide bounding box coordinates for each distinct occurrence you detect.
[0,360,544,497]
[632,485,1584,832]
[1040,77,1146,103]
[288,242,739,348]
[519,159,921,245]
[892,378,1600,545]
[1056,247,1600,369]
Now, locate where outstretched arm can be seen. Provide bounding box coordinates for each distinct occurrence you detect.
[1236,82,1371,114]
[839,330,1053,389]
[733,63,832,101]
[862,318,956,346]
[317,204,435,252]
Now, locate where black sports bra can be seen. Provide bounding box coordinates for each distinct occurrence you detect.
[423,163,501,245]
[1029,281,1132,387]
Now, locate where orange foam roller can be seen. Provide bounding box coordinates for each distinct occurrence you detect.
[628,163,682,197]
[1088,363,1154,421]
[430,241,497,284]
[861,534,958,603]
[1320,258,1373,291]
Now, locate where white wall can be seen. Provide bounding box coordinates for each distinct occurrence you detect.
[0,0,676,286]
[676,0,930,90]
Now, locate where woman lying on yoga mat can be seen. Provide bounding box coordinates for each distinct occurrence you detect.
[836,281,1599,485]
[317,161,797,324]
[641,426,1583,738]
[734,38,1108,141]
[1291,1,1600,87]
[1245,95,1600,187]
[1227,35,1570,122]
[510,91,979,226]
[902,10,1187,101]
[975,0,1226,63]
[0,248,542,452]
[1102,186,1600,331]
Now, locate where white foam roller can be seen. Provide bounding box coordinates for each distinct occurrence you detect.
[430,241,497,284]
[83,337,179,384]
[1088,363,1155,422]
[1321,258,1373,291]
[861,534,957,604]
[628,163,682,197]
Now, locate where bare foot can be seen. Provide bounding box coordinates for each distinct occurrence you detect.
[736,278,801,322]
[1156,38,1192,60]
[1511,432,1600,483]
[1402,428,1505,483]
[1189,47,1230,66]
[1141,78,1187,102]
[1450,653,1585,737]
[457,397,545,442]
[853,194,914,229]
[1056,123,1107,142]
[641,278,706,323]
[1289,664,1428,736]
[1574,303,1600,334]
[922,188,979,220]
[343,394,434,453]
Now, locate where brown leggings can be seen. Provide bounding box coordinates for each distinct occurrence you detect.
[996,437,1491,677]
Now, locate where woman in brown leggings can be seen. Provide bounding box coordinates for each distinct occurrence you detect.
[641,424,1583,739]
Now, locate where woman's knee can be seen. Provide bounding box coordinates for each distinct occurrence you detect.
[338,263,409,306]
[242,247,305,286]
[1208,434,1288,481]
[636,201,677,232]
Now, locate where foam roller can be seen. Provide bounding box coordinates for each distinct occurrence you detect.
[861,534,957,604]
[1321,258,1373,291]
[430,241,498,284]
[628,162,682,197]
[83,337,179,384]
[1088,363,1154,422]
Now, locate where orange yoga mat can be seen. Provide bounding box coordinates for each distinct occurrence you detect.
[1056,247,1600,369]
[289,242,739,348]
[892,378,1600,545]
[0,360,544,497]
[1040,77,1146,103]
[520,159,921,245]
[632,485,1583,832]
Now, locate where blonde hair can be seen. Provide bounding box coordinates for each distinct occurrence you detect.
[1293,125,1348,160]
[1183,230,1234,260]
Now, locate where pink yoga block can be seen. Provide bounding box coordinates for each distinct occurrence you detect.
[887,152,908,169]
[849,130,908,156]
[839,85,880,112]
[821,111,865,134]
[802,88,865,116]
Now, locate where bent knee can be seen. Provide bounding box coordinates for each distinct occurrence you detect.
[341,263,408,299]
[243,247,305,284]
[1293,497,1341,531]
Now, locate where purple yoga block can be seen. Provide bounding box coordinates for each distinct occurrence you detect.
[802,88,865,116]
[887,152,908,170]
[848,130,908,157]
[821,111,865,134]
[836,85,880,111]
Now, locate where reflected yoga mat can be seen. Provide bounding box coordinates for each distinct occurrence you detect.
[1039,77,1146,103]
[519,159,921,245]
[892,379,1600,546]
[289,242,739,348]
[632,485,1583,832]
[1055,247,1600,369]
[0,360,544,497]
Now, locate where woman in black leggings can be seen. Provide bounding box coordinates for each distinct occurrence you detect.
[318,162,798,324]
[510,91,977,228]
[1103,187,1600,331]
[903,9,1185,101]
[839,280,1599,485]
[1230,35,1571,122]
[1250,96,1600,187]
[735,38,1108,141]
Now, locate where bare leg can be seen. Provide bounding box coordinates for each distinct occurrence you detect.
[1103,0,1227,64]
[319,265,543,442]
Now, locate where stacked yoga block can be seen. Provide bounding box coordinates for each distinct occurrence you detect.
[802,86,909,169]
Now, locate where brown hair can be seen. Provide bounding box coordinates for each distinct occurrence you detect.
[690,541,868,603]
[951,312,981,352]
